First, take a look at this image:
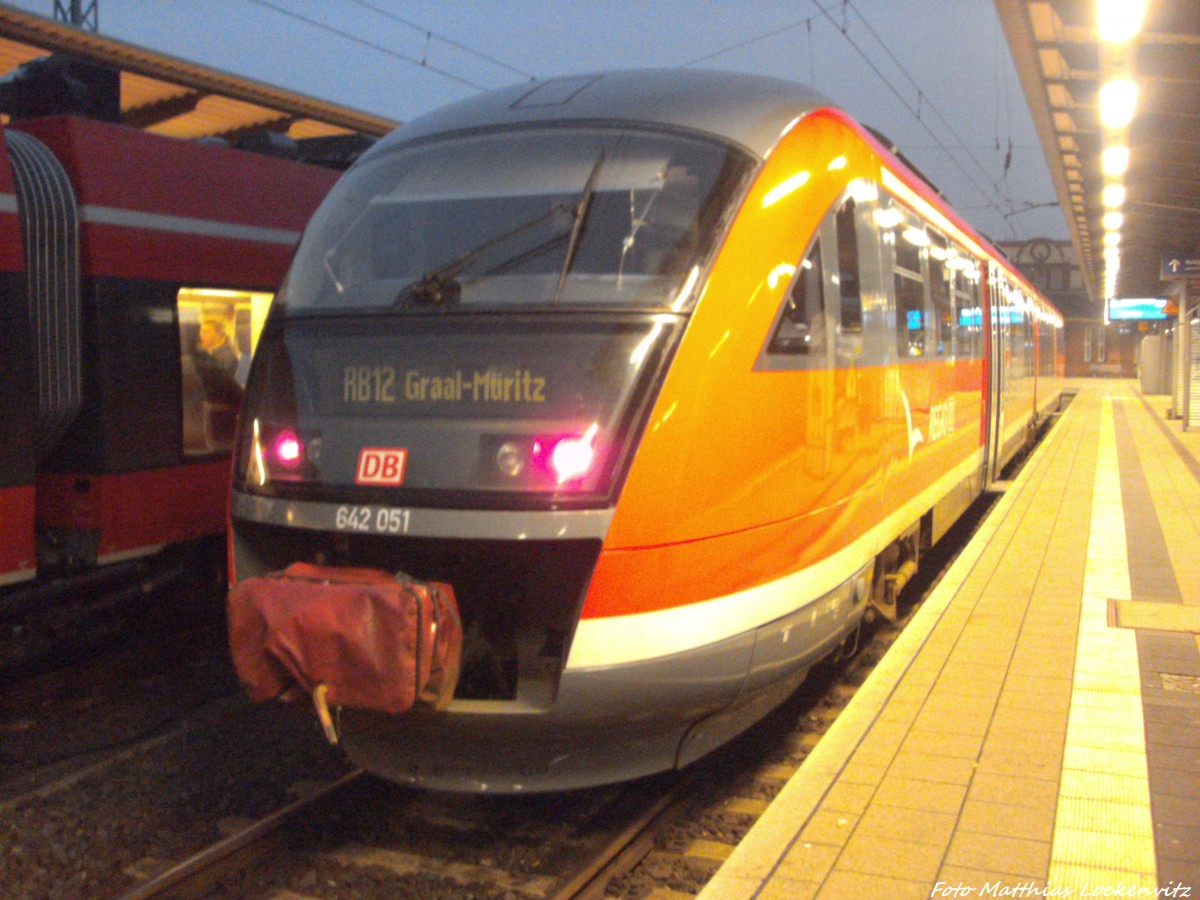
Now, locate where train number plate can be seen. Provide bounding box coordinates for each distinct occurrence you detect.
[334,505,411,535]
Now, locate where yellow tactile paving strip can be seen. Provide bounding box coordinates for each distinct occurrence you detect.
[1047,395,1154,891]
[698,382,1172,900]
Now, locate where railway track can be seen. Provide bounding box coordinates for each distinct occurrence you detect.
[108,487,1005,900]
[0,483,997,900]
[3,421,1048,899]
[119,771,370,900]
[112,613,910,900]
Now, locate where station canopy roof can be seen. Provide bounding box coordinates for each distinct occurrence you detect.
[0,3,397,143]
[997,0,1200,306]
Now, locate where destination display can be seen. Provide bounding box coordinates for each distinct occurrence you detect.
[1107,297,1168,321]
[341,365,548,406]
[240,315,678,496]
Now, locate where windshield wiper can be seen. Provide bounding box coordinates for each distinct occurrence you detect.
[397,204,571,306]
[552,152,605,306]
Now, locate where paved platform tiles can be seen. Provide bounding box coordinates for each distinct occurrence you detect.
[698,380,1200,900]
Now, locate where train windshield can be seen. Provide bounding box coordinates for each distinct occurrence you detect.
[282,128,752,312]
[237,313,679,508]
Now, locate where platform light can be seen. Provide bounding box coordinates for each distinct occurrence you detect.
[669,265,701,312]
[630,320,665,365]
[1104,267,1119,300]
[249,418,267,486]
[1097,0,1147,43]
[873,206,904,229]
[1102,184,1126,208]
[1102,211,1124,231]
[1101,145,1130,176]
[902,226,930,247]
[1100,78,1138,129]
[762,170,810,207]
[767,262,797,290]
[1103,231,1121,247]
[847,178,878,204]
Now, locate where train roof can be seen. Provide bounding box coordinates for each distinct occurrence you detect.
[370,68,831,160]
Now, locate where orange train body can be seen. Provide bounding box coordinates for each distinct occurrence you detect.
[588,110,984,620]
[228,70,1064,792]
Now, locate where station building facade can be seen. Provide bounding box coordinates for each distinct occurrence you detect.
[998,237,1164,380]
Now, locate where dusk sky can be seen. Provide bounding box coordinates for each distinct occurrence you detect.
[6,0,1069,243]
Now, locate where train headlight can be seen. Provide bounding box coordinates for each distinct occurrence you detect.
[496,441,526,477]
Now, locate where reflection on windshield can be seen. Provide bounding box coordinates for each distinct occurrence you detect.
[396,202,575,306]
[285,128,752,312]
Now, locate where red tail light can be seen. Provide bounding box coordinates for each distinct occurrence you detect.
[548,424,599,484]
[274,431,303,467]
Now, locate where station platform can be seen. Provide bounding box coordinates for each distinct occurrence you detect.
[699,379,1200,900]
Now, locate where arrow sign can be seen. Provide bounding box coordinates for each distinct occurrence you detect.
[1162,254,1200,279]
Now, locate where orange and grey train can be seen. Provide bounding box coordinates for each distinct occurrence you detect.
[230,69,1064,791]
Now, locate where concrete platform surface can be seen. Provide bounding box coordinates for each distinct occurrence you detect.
[698,380,1200,900]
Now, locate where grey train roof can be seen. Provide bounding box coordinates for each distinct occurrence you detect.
[373,69,834,161]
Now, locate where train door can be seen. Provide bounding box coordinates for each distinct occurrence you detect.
[831,188,870,461]
[983,266,1007,483]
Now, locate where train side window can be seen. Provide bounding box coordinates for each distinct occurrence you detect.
[178,287,273,455]
[928,232,953,356]
[835,198,862,332]
[954,260,982,358]
[768,239,826,356]
[893,224,925,358]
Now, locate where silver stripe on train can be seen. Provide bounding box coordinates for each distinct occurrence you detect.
[80,204,301,246]
[230,491,614,541]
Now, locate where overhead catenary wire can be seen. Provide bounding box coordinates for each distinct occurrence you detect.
[838,0,999,195]
[680,18,813,67]
[807,0,997,209]
[343,0,537,81]
[240,0,490,91]
[675,0,1038,239]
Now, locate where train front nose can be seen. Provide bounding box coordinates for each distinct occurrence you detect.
[227,312,693,789]
[225,122,760,791]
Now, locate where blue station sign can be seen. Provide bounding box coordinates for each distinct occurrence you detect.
[1162,254,1200,279]
[1108,297,1168,321]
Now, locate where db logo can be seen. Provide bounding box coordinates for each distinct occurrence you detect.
[355,447,408,486]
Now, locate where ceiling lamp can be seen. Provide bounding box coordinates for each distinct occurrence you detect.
[1097,0,1147,43]
[1100,78,1138,129]
[1101,145,1130,176]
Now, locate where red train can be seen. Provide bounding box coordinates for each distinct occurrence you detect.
[0,96,338,592]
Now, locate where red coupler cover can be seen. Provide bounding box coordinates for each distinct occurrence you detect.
[228,562,462,714]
